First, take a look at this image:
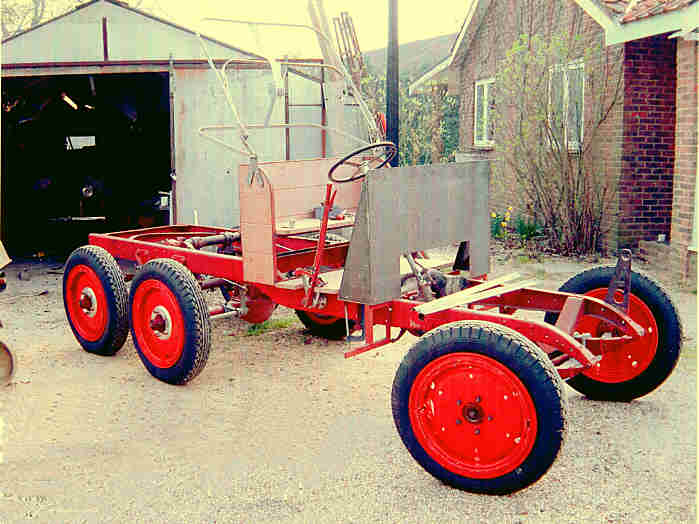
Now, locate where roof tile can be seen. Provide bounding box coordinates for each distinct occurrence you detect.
[597,0,695,23]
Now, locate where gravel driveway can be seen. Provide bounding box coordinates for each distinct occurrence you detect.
[0,254,695,523]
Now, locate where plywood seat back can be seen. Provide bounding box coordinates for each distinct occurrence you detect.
[238,157,361,284]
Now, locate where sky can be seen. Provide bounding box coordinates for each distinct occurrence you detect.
[158,0,468,57]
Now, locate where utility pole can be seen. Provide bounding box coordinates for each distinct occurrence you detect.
[386,0,399,166]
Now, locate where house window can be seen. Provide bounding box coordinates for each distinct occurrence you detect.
[474,78,495,148]
[548,61,584,151]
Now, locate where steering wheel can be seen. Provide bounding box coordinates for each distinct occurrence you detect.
[328,142,397,183]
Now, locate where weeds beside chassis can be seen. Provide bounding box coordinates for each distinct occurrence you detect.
[62,154,682,495]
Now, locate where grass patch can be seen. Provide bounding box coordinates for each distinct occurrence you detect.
[245,317,297,336]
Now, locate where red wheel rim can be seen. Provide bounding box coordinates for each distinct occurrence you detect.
[65,264,109,342]
[577,288,658,383]
[132,280,185,368]
[409,353,538,479]
[306,312,339,326]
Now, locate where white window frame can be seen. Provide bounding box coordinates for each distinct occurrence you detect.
[473,77,495,148]
[548,61,584,152]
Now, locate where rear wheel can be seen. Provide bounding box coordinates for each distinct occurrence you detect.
[544,267,682,401]
[130,259,210,385]
[295,310,353,340]
[392,320,567,494]
[63,245,129,356]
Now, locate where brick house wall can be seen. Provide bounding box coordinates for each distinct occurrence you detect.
[639,38,697,288]
[618,35,676,247]
[455,0,628,248]
[454,0,696,274]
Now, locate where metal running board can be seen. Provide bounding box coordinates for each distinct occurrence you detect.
[414,276,537,316]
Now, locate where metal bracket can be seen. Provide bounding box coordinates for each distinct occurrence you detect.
[346,304,366,342]
[605,248,632,312]
[247,156,265,187]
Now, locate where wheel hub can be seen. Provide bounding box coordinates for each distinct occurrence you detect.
[150,306,172,340]
[463,402,484,424]
[79,287,98,318]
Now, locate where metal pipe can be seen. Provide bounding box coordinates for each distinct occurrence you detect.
[198,122,370,154]
[386,0,399,166]
[200,278,231,291]
[185,232,240,250]
[198,17,380,142]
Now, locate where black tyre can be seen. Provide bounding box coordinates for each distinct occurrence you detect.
[129,259,211,385]
[295,310,353,340]
[63,245,129,356]
[0,341,15,387]
[544,267,682,401]
[392,320,567,494]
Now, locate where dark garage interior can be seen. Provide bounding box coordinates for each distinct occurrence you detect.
[1,71,172,258]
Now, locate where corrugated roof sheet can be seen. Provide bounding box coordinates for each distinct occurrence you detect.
[600,0,696,23]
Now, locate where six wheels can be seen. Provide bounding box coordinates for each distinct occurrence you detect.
[544,267,682,401]
[60,248,681,492]
[63,245,129,356]
[295,310,353,340]
[392,320,567,494]
[129,259,211,385]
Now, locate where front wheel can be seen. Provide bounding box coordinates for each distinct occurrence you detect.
[544,267,682,401]
[129,259,211,385]
[392,321,567,494]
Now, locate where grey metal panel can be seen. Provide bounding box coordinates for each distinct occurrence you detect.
[174,67,285,228]
[289,106,322,160]
[288,69,321,105]
[2,1,253,64]
[339,161,491,304]
[2,7,103,63]
[103,4,251,61]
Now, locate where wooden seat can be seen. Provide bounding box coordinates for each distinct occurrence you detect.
[275,215,355,235]
[275,255,454,294]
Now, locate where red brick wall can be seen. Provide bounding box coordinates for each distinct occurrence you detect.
[634,40,696,289]
[670,39,697,248]
[618,35,677,248]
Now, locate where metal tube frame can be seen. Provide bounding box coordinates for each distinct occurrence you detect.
[194,16,380,161]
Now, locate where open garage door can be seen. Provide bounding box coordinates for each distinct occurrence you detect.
[1,72,171,257]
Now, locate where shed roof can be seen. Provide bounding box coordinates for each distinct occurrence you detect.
[1,0,263,66]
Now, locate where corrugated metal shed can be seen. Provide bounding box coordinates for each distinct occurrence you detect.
[1,0,338,255]
[2,0,255,63]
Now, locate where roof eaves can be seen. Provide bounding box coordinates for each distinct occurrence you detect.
[408,57,451,95]
[408,0,480,94]
[572,0,620,32]
[605,0,699,43]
